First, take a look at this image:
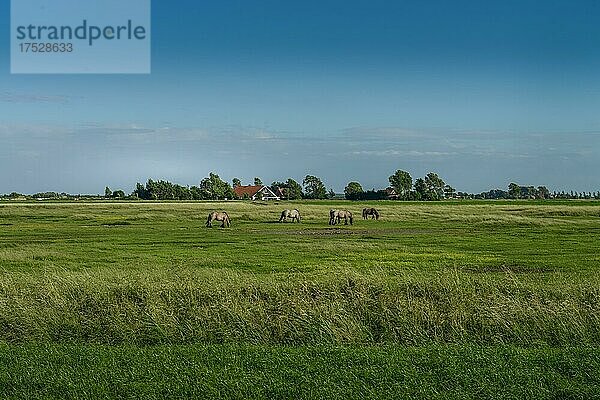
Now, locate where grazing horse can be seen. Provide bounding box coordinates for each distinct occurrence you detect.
[279,209,301,223]
[362,208,380,220]
[329,209,353,225]
[329,209,338,225]
[206,211,231,228]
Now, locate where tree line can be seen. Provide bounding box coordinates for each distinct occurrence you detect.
[345,171,453,201]
[347,171,600,201]
[472,185,600,200]
[123,174,336,201]
[2,169,599,201]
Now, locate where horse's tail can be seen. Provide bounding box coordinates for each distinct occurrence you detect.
[224,212,231,227]
[362,208,367,219]
[374,209,380,220]
[206,212,212,227]
[349,212,353,225]
[296,209,301,222]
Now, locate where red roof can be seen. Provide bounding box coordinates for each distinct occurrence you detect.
[233,185,263,198]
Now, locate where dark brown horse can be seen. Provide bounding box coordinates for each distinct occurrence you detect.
[362,208,380,220]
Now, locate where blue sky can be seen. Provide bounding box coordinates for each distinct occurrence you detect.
[1,0,600,194]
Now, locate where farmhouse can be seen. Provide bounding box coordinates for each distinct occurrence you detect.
[385,187,400,200]
[233,185,280,201]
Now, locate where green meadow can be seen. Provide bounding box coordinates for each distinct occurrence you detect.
[0,200,599,398]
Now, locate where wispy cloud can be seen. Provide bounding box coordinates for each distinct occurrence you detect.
[340,126,426,140]
[0,91,74,104]
[345,150,457,157]
[3,122,597,161]
[0,123,74,138]
[1,122,599,194]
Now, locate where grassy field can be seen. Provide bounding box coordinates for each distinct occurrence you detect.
[0,200,599,398]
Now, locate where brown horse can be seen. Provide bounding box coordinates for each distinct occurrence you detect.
[329,209,353,225]
[279,209,301,223]
[362,208,380,220]
[206,211,231,228]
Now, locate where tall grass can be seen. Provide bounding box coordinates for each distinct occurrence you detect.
[0,268,598,345]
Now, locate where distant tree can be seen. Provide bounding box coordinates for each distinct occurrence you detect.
[104,187,112,198]
[254,177,263,186]
[389,170,412,199]
[173,185,191,200]
[270,181,285,190]
[537,186,550,199]
[344,181,364,200]
[424,172,445,200]
[508,183,520,199]
[286,178,304,200]
[200,173,234,200]
[145,179,158,200]
[481,189,508,199]
[133,182,149,199]
[347,189,388,201]
[190,186,204,200]
[328,189,336,199]
[303,175,327,199]
[33,192,60,199]
[112,190,125,198]
[414,178,427,200]
[145,179,176,200]
[232,178,241,188]
[520,186,535,199]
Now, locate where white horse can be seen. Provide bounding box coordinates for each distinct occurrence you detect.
[279,209,301,223]
[329,209,353,225]
[206,211,231,228]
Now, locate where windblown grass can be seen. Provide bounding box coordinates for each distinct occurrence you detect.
[0,268,599,345]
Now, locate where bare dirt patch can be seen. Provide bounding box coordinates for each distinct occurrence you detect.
[267,228,435,236]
